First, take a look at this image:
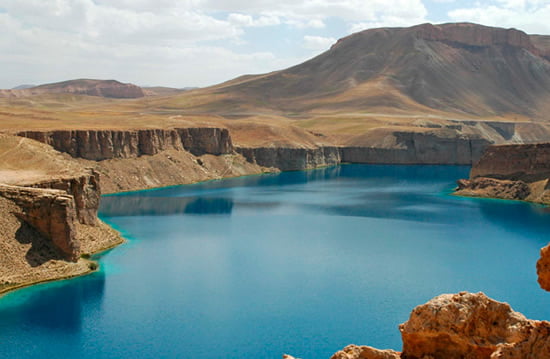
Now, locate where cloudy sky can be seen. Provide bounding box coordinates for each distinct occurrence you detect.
[1,0,550,89]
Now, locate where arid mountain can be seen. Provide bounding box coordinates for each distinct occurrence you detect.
[11,84,35,90]
[180,23,550,118]
[0,79,145,99]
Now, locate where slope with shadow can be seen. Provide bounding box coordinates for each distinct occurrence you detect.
[190,23,550,118]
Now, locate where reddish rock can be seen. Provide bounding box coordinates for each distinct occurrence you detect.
[491,321,550,359]
[330,345,401,359]
[399,292,532,359]
[537,244,550,292]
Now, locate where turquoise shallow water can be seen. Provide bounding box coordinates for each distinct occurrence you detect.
[1,165,550,358]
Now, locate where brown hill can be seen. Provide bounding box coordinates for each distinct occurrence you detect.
[0,79,145,99]
[178,23,550,118]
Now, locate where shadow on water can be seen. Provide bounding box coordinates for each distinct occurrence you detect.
[0,271,105,334]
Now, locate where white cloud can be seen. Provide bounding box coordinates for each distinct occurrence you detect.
[303,35,337,51]
[227,13,280,27]
[0,0,435,88]
[448,0,550,34]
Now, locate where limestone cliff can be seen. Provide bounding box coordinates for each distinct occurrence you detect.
[340,132,490,165]
[455,143,550,204]
[237,146,341,171]
[18,127,233,161]
[27,170,101,225]
[0,184,80,261]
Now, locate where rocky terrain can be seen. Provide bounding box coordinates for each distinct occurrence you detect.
[0,135,123,294]
[455,143,550,204]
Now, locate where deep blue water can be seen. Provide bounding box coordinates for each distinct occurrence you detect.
[1,165,550,359]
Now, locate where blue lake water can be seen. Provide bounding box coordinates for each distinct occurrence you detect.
[1,165,550,358]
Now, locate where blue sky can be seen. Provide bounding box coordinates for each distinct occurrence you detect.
[1,0,550,89]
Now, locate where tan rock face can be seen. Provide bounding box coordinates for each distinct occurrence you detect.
[28,170,101,225]
[18,128,234,161]
[400,292,532,359]
[455,143,550,204]
[0,185,80,261]
[491,321,550,359]
[536,244,550,292]
[237,146,341,171]
[330,345,401,359]
[470,143,550,180]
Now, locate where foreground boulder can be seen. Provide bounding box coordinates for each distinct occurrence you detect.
[537,244,550,292]
[308,292,550,359]
[400,292,532,359]
[331,345,400,359]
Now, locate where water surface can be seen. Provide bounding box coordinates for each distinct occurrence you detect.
[1,165,549,358]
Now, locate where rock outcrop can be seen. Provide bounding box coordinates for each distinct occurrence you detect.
[470,143,550,180]
[0,184,80,261]
[412,23,539,53]
[17,128,233,161]
[456,177,531,201]
[491,321,550,359]
[537,244,550,292]
[455,143,550,204]
[340,132,491,165]
[28,170,101,225]
[400,292,533,359]
[237,146,341,171]
[330,345,400,359]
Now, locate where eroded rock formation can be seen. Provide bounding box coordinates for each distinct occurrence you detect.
[455,143,550,204]
[470,143,550,180]
[537,244,550,292]
[18,128,233,160]
[330,345,400,359]
[412,23,539,53]
[237,146,341,171]
[28,170,101,225]
[456,177,531,201]
[0,184,80,261]
[400,292,533,359]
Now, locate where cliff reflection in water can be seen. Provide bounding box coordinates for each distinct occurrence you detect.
[100,196,234,216]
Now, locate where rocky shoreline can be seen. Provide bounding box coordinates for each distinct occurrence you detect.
[454,143,550,205]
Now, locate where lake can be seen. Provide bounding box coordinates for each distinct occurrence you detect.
[1,165,549,358]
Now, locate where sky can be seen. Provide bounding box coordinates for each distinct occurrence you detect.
[1,0,550,89]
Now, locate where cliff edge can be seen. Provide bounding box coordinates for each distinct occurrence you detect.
[455,143,550,204]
